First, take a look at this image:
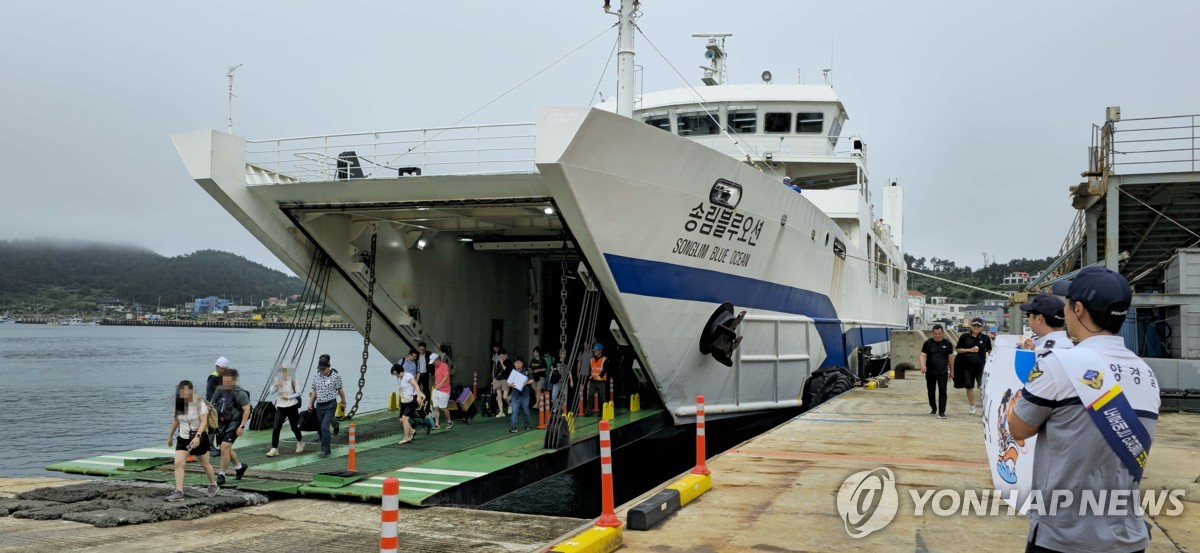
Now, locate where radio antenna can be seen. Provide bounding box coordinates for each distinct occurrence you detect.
[226,64,243,134]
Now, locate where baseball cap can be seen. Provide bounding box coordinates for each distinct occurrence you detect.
[1050,266,1132,319]
[428,353,439,364]
[215,357,230,368]
[970,318,984,327]
[1019,293,1066,325]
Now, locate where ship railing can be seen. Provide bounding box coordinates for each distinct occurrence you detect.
[1105,114,1200,174]
[244,122,537,183]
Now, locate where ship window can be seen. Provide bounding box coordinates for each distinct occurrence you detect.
[764,112,791,133]
[727,110,757,134]
[833,238,847,259]
[677,113,720,136]
[828,117,843,147]
[644,117,671,132]
[797,112,824,133]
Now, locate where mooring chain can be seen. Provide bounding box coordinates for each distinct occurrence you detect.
[559,257,569,362]
[346,230,377,420]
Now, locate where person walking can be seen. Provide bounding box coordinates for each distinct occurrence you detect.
[492,349,512,418]
[205,357,230,459]
[165,380,219,501]
[266,365,305,457]
[528,347,549,401]
[954,317,992,415]
[212,369,252,485]
[392,361,426,444]
[1019,293,1072,351]
[416,341,432,399]
[1008,266,1159,553]
[308,357,345,457]
[586,343,610,415]
[549,357,568,412]
[508,357,533,432]
[920,325,954,418]
[430,353,453,430]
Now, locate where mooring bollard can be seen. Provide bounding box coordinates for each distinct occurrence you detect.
[348,423,357,473]
[380,476,399,553]
[596,419,621,528]
[692,394,709,476]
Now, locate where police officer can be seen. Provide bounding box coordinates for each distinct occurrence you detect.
[954,317,992,415]
[1019,292,1072,351]
[1008,266,1159,553]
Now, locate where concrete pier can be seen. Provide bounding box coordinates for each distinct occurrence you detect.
[611,378,1200,552]
[0,477,584,552]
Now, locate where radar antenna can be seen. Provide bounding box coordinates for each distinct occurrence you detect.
[692,33,732,86]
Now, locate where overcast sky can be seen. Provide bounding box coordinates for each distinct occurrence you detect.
[2,1,1197,275]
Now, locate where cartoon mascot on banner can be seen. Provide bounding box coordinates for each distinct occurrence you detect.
[981,335,1038,512]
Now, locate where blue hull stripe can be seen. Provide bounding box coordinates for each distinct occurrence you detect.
[603,253,895,368]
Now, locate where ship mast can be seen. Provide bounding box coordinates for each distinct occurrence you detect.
[605,0,639,118]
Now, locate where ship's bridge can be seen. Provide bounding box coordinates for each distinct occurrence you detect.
[595,84,865,190]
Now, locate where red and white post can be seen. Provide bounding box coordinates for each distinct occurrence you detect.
[537,391,548,429]
[691,394,709,476]
[380,476,400,553]
[348,423,357,473]
[595,419,621,528]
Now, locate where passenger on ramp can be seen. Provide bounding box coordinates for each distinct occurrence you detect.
[165,380,220,501]
[492,348,512,417]
[266,365,305,457]
[392,360,427,444]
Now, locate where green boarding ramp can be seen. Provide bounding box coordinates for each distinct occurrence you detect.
[46,406,663,506]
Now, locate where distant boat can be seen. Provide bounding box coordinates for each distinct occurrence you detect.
[65,318,98,326]
[46,320,64,326]
[0,313,14,324]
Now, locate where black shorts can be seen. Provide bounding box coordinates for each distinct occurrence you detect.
[400,401,418,419]
[954,364,984,389]
[175,433,212,456]
[215,422,241,445]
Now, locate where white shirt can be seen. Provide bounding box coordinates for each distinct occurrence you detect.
[1034,330,1073,350]
[176,400,208,439]
[272,378,300,408]
[399,373,420,402]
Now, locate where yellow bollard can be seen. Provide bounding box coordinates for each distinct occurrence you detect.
[865,381,878,390]
[388,392,399,411]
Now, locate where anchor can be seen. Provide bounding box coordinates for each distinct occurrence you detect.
[699,301,746,367]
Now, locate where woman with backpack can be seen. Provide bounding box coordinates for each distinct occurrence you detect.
[166,380,220,501]
[266,365,305,457]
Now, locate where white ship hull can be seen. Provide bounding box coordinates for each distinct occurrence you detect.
[538,108,906,417]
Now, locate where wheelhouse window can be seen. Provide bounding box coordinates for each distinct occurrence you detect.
[676,113,720,136]
[828,117,843,147]
[796,112,824,133]
[727,110,757,134]
[644,116,671,132]
[764,112,791,133]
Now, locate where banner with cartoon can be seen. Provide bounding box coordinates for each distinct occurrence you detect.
[981,335,1038,513]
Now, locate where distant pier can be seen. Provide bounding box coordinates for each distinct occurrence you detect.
[97,319,354,330]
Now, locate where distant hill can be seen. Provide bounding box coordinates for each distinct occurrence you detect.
[904,253,1057,305]
[0,239,303,313]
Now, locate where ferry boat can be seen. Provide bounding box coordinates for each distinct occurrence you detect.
[173,2,907,424]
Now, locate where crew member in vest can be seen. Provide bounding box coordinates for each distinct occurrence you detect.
[1008,266,1159,553]
[587,342,610,415]
[1019,293,1072,351]
[954,317,992,415]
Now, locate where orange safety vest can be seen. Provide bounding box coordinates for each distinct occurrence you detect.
[589,356,607,381]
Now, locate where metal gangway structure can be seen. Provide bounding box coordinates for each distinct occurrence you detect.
[1030,107,1200,408]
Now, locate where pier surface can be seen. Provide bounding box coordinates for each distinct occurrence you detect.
[0,477,582,552]
[614,377,1200,552]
